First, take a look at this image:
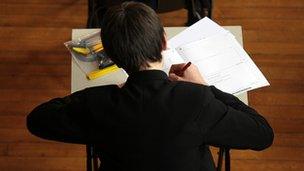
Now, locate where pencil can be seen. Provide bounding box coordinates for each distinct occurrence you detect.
[181,62,192,73]
[177,62,191,76]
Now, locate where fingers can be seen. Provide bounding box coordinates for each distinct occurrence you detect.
[169,63,188,74]
[169,73,186,81]
[169,73,184,81]
[168,63,207,85]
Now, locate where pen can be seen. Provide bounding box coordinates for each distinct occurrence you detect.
[176,62,191,76]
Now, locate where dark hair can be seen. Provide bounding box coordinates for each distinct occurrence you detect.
[101,1,165,73]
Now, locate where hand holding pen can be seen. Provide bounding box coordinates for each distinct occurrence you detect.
[168,62,208,85]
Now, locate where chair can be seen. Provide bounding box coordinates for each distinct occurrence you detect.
[85,1,232,171]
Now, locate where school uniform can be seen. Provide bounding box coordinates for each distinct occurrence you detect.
[27,70,273,171]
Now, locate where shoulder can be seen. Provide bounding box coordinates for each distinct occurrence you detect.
[168,80,215,105]
[170,80,213,95]
[84,84,119,94]
[80,84,120,102]
[75,85,121,114]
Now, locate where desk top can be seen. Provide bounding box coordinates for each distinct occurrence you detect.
[71,27,248,104]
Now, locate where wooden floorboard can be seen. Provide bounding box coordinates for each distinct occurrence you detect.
[0,0,303,170]
[254,105,304,119]
[214,0,304,8]
[6,143,86,157]
[0,157,86,171]
[244,30,304,43]
[216,19,304,31]
[214,7,304,20]
[230,160,304,171]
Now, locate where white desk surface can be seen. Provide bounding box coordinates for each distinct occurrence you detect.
[71,26,248,104]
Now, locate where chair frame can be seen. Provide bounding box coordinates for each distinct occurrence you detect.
[87,145,230,171]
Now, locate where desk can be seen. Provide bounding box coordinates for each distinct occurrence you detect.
[71,27,248,104]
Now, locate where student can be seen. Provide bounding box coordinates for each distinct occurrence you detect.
[27,2,273,171]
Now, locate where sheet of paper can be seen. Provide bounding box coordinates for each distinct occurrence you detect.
[225,34,270,90]
[176,32,269,94]
[162,48,185,74]
[162,17,269,94]
[163,17,229,75]
[168,17,228,48]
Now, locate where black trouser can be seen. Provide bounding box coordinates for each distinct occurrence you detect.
[185,0,212,26]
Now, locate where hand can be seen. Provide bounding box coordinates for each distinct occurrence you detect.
[169,63,208,85]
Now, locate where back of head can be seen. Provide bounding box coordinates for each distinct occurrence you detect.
[101,2,165,74]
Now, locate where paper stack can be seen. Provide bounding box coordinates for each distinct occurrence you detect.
[162,17,269,95]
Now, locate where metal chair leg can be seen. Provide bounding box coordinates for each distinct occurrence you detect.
[87,144,99,171]
[225,148,230,171]
[217,147,224,171]
[217,147,231,171]
[86,145,93,171]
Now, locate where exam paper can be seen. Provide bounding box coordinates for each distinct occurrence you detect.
[176,33,258,94]
[162,17,269,95]
[162,48,184,73]
[163,17,230,72]
[168,17,228,48]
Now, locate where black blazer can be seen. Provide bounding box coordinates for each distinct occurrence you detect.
[27,70,273,171]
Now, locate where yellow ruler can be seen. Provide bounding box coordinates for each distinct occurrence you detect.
[86,65,119,80]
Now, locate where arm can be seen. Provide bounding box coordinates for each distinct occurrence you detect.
[27,90,93,144]
[198,86,274,150]
[169,63,273,150]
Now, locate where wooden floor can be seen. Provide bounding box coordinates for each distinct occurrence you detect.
[0,0,303,170]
